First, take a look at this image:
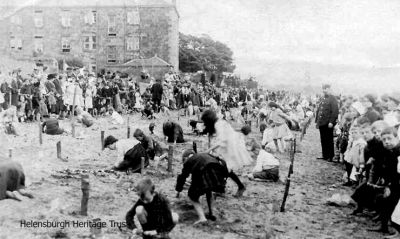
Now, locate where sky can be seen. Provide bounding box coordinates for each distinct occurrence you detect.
[177,0,400,93]
[2,0,400,93]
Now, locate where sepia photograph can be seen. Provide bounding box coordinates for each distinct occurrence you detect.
[0,0,400,238]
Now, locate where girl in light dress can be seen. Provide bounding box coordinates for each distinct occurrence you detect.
[134,90,143,112]
[202,109,253,197]
[267,102,293,153]
[84,84,96,114]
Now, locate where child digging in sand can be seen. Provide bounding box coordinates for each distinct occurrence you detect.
[126,178,178,239]
[176,149,228,224]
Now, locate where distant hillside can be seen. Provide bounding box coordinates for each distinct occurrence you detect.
[251,60,400,95]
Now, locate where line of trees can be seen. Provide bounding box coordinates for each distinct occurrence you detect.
[179,33,236,73]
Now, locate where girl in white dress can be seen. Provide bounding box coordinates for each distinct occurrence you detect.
[202,109,253,197]
[134,90,143,111]
[84,85,94,112]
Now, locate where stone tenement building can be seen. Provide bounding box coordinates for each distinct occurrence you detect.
[0,0,179,73]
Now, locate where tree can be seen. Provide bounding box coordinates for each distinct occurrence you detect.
[246,78,258,89]
[179,33,236,73]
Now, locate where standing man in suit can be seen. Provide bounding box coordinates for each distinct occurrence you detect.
[151,78,163,113]
[315,84,339,161]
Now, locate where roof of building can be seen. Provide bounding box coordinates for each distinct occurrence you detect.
[0,0,174,20]
[123,55,172,67]
[28,0,172,7]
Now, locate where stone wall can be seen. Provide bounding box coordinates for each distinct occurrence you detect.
[0,4,179,72]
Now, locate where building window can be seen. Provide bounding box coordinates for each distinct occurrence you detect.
[127,36,140,51]
[10,37,22,50]
[34,11,44,28]
[10,36,15,49]
[107,46,117,63]
[89,62,97,72]
[84,11,96,25]
[61,37,71,52]
[16,38,22,50]
[127,9,140,25]
[108,15,116,36]
[34,36,44,54]
[61,11,71,27]
[10,15,22,25]
[83,35,96,50]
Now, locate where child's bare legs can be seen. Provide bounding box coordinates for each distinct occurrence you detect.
[171,212,179,224]
[18,189,34,198]
[191,199,207,224]
[135,206,148,225]
[5,190,24,201]
[273,139,280,152]
[228,171,245,197]
[279,138,286,152]
[205,191,216,221]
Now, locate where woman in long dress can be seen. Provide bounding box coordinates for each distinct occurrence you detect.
[84,84,94,113]
[64,79,75,112]
[202,109,253,197]
[267,102,293,153]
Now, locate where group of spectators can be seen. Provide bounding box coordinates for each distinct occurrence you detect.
[8,64,400,238]
[315,84,400,238]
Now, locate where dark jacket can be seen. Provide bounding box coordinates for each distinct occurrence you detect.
[315,94,339,127]
[125,192,175,233]
[162,122,184,143]
[43,118,64,135]
[365,138,385,184]
[380,144,400,190]
[151,83,163,100]
[0,159,26,200]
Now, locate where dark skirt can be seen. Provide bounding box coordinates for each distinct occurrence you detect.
[188,164,227,201]
[0,160,26,200]
[351,182,383,208]
[45,128,64,135]
[253,166,279,182]
[116,144,148,172]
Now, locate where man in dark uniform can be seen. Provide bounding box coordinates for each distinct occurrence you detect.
[151,79,163,113]
[315,84,339,161]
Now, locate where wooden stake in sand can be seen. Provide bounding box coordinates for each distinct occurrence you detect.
[71,85,78,118]
[193,141,197,153]
[280,139,295,212]
[8,148,12,158]
[127,117,130,138]
[56,141,62,159]
[101,131,105,150]
[81,174,90,216]
[9,91,11,107]
[71,122,76,138]
[38,119,43,145]
[140,157,145,175]
[167,145,173,173]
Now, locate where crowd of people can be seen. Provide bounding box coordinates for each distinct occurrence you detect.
[2,64,400,238]
[315,84,400,238]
